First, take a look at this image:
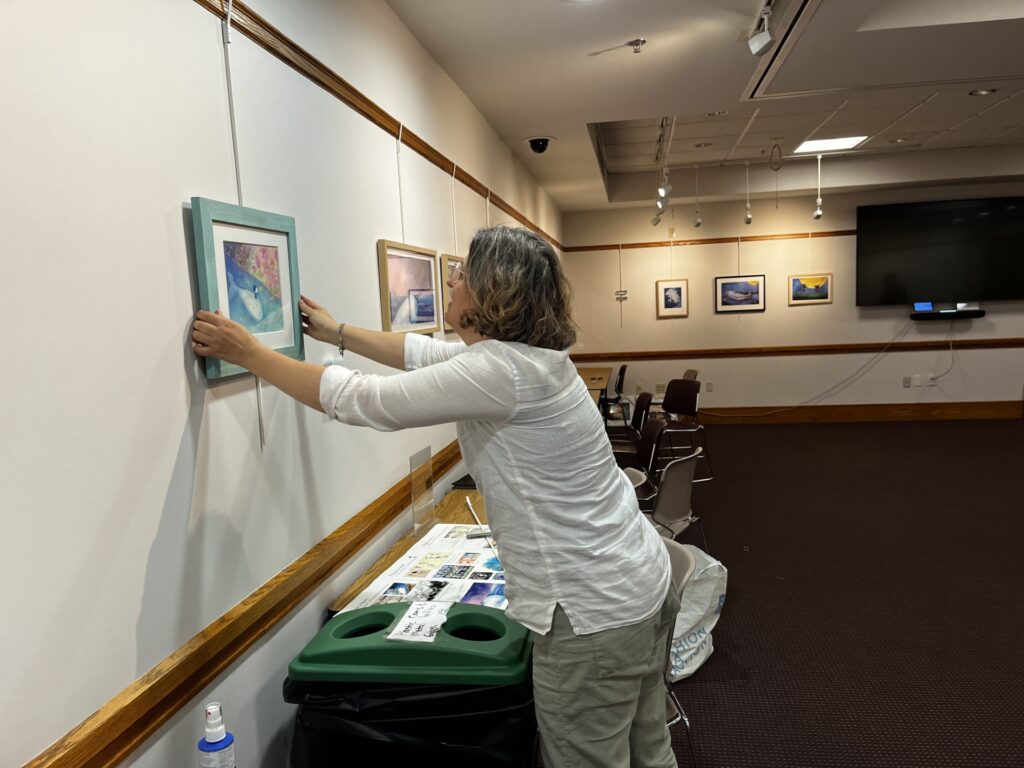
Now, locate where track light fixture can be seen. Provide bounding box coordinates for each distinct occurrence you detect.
[744,162,753,225]
[693,165,702,228]
[812,154,823,220]
[655,197,668,211]
[651,213,662,226]
[657,169,673,198]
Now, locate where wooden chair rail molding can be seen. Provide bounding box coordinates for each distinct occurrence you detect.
[562,229,857,252]
[699,401,1023,424]
[26,441,463,768]
[192,0,560,250]
[570,337,1024,363]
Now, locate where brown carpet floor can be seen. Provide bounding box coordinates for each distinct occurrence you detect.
[668,419,1024,768]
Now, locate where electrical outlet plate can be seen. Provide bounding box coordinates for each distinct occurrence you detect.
[705,382,714,392]
[927,373,937,386]
[902,376,912,388]
[655,383,667,395]
[912,374,922,387]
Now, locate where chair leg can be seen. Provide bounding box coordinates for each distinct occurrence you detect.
[697,516,710,555]
[666,681,698,768]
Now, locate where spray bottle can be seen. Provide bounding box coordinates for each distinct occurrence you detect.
[197,702,236,768]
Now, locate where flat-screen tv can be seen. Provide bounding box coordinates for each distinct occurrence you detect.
[856,197,1024,306]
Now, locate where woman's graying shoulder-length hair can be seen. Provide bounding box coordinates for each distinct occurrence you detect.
[459,225,577,350]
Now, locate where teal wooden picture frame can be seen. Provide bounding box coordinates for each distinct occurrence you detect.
[191,197,304,379]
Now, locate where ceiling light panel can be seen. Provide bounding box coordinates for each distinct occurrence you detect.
[794,136,868,153]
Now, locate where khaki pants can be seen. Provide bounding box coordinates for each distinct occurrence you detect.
[532,586,679,768]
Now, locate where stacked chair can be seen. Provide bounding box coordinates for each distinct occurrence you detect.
[658,378,713,483]
[602,364,629,426]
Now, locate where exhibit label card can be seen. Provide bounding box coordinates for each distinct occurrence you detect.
[386,601,454,643]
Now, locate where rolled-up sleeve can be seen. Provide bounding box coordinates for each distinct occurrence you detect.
[320,342,516,430]
[404,332,467,370]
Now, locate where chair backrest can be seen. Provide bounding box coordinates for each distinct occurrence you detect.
[651,448,701,530]
[630,391,653,432]
[663,538,697,596]
[662,378,700,419]
[682,369,699,381]
[635,418,666,475]
[613,364,628,396]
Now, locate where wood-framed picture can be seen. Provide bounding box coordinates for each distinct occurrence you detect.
[190,196,303,379]
[441,253,465,332]
[789,273,833,305]
[377,240,441,334]
[656,278,688,318]
[714,274,765,313]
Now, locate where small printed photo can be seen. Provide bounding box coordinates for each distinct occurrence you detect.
[457,552,480,566]
[408,580,451,602]
[444,525,475,539]
[470,571,492,580]
[481,556,502,572]
[460,582,508,610]
[435,564,473,579]
[405,551,449,578]
[714,274,766,313]
[383,582,414,597]
[491,572,506,581]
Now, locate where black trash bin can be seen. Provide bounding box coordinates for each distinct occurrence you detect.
[284,601,536,767]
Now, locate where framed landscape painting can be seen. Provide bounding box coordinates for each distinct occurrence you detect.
[377,240,440,334]
[714,274,765,313]
[441,253,465,332]
[789,273,833,305]
[190,197,303,379]
[656,278,688,318]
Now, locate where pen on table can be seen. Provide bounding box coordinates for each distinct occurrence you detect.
[464,496,498,554]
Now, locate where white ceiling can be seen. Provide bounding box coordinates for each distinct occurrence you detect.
[386,0,1024,211]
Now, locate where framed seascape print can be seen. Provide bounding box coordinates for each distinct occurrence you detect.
[656,279,688,319]
[377,240,441,334]
[789,273,833,305]
[441,254,465,332]
[714,274,765,313]
[190,197,303,379]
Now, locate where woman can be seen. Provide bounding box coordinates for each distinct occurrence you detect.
[192,225,677,768]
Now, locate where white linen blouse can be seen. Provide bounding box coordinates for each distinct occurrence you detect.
[319,333,671,635]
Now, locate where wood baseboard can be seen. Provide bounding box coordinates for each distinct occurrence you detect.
[26,441,463,768]
[698,401,1023,424]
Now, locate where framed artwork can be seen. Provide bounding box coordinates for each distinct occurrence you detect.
[441,254,465,332]
[714,274,765,313]
[190,197,303,379]
[377,240,441,334]
[656,279,688,318]
[789,273,833,305]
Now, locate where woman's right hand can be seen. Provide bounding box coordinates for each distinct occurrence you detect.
[299,294,340,344]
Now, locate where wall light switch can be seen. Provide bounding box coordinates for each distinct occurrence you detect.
[912,374,922,387]
[705,382,714,393]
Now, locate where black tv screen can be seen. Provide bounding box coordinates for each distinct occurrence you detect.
[856,197,1024,306]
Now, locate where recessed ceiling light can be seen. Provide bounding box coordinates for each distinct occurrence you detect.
[969,88,997,96]
[794,136,867,153]
[694,142,713,148]
[890,138,910,144]
[704,110,729,118]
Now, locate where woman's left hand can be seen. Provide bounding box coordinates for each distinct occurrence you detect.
[192,310,259,367]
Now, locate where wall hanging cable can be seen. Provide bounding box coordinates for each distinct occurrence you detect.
[485,190,491,227]
[450,164,459,256]
[396,122,406,242]
[615,244,627,328]
[221,0,267,451]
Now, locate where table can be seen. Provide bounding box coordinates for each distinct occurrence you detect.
[329,489,488,614]
[576,366,612,406]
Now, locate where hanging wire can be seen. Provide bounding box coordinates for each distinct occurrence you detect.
[769,143,783,209]
[485,190,491,226]
[450,164,459,256]
[396,122,406,242]
[222,0,266,451]
[618,244,624,329]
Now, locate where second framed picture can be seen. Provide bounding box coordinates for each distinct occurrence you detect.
[714,274,765,313]
[789,273,833,305]
[441,253,465,332]
[377,240,441,334]
[656,279,688,318]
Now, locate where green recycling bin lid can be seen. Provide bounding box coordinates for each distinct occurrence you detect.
[288,602,533,685]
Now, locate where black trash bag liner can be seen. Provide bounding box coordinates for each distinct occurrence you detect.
[284,678,536,767]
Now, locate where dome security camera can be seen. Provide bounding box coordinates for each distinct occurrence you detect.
[527,136,553,154]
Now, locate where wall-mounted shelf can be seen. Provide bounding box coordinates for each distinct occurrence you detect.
[910,309,985,321]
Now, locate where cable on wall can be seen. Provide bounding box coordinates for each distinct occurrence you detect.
[701,320,916,419]
[396,122,406,242]
[485,190,491,227]
[615,244,627,329]
[450,163,459,256]
[221,0,267,451]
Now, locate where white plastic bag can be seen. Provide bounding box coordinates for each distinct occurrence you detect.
[668,545,727,681]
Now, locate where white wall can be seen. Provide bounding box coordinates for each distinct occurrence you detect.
[0,1,558,765]
[562,182,1024,408]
